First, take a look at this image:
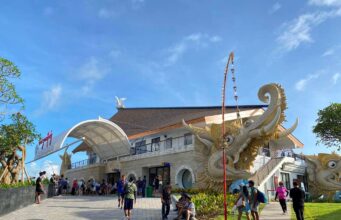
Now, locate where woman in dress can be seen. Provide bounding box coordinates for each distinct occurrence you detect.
[234,185,251,220]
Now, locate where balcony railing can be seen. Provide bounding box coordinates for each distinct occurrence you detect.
[131,135,193,155]
[120,134,194,161]
[71,157,98,169]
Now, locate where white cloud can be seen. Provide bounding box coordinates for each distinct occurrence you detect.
[295,74,320,91]
[77,57,109,95]
[322,48,335,56]
[98,8,118,19]
[166,33,221,65]
[269,2,282,14]
[35,85,62,115]
[332,73,340,84]
[27,160,60,179]
[78,57,108,82]
[309,0,341,6]
[277,9,341,51]
[210,35,222,42]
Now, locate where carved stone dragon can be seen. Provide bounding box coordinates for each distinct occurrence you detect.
[183,83,298,190]
[305,153,341,198]
[60,149,71,176]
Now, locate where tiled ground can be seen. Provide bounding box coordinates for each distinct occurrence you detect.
[0,195,178,220]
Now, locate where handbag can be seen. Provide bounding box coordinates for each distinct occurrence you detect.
[236,196,246,208]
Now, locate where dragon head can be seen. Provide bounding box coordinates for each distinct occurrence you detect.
[183,83,299,189]
[306,153,341,192]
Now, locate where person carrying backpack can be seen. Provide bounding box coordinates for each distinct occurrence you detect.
[124,177,137,219]
[248,180,259,220]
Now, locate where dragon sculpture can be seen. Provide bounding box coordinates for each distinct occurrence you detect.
[60,149,72,176]
[183,83,298,191]
[304,153,341,198]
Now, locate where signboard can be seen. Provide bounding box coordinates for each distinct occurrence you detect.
[34,130,68,161]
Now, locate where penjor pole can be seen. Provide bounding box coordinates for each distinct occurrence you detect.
[221,52,234,220]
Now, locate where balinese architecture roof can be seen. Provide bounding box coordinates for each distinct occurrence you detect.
[109,105,267,138]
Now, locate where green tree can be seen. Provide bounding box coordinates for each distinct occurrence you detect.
[0,113,40,184]
[313,103,341,151]
[0,57,24,120]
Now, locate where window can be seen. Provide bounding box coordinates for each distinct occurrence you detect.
[262,144,270,157]
[151,137,160,151]
[135,140,146,154]
[166,138,172,149]
[280,172,290,189]
[184,133,192,145]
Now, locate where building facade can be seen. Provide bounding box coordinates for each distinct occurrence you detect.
[64,105,305,197]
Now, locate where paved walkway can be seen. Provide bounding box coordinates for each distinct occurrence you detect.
[260,202,291,220]
[0,195,178,220]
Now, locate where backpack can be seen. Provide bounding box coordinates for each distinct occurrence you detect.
[257,190,267,203]
[124,183,135,195]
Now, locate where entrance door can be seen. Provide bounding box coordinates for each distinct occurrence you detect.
[107,172,121,185]
[149,166,170,187]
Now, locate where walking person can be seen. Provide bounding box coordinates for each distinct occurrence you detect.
[124,177,137,220]
[154,176,160,194]
[275,181,289,214]
[248,180,259,220]
[290,181,305,220]
[117,175,126,209]
[35,171,46,204]
[161,183,172,220]
[234,185,250,220]
[142,176,147,197]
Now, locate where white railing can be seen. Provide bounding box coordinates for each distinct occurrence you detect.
[120,135,195,161]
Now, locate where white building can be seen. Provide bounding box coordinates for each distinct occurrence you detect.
[63,105,305,197]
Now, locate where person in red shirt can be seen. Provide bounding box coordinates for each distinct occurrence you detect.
[275,181,289,214]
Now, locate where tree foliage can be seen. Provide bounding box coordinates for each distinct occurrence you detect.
[0,57,24,120]
[313,103,341,151]
[0,113,40,183]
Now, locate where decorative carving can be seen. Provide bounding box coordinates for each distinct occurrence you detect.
[59,149,71,176]
[183,83,298,191]
[305,153,341,198]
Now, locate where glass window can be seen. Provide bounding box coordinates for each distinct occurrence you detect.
[166,138,172,149]
[184,133,192,145]
[135,140,146,154]
[152,137,160,151]
[182,170,193,189]
[280,172,290,189]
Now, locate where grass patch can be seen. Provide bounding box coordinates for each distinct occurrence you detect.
[290,203,341,220]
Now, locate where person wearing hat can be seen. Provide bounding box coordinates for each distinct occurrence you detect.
[174,193,196,220]
[275,181,289,214]
[35,171,46,204]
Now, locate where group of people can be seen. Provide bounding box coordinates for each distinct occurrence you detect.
[234,180,306,220]
[234,180,260,220]
[115,175,138,219]
[275,181,305,220]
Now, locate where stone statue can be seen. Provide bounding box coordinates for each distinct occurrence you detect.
[183,83,298,191]
[115,96,126,109]
[305,153,341,199]
[59,149,71,176]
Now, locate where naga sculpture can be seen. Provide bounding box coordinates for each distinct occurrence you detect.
[183,83,298,191]
[60,149,71,176]
[305,153,341,198]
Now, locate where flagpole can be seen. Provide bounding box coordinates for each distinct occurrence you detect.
[222,52,234,220]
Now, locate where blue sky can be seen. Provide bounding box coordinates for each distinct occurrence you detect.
[1,0,341,177]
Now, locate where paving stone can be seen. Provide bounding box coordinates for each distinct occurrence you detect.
[0,195,178,220]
